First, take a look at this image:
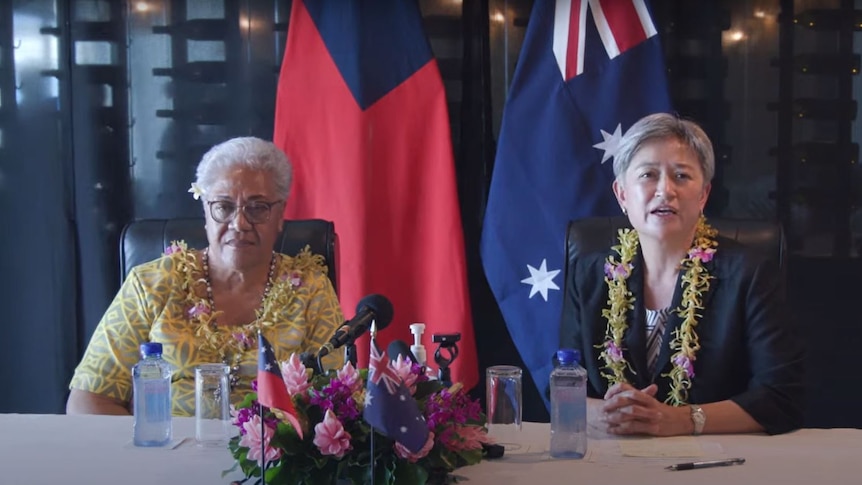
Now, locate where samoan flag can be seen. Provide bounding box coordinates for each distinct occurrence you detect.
[257,333,303,439]
[480,0,672,410]
[363,339,429,453]
[274,0,477,391]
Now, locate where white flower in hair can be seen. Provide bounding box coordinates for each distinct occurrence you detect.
[188,183,205,200]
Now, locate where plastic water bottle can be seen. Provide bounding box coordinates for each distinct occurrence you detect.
[132,342,173,447]
[549,348,587,459]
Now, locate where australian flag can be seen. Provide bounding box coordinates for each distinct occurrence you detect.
[480,0,672,410]
[363,339,429,453]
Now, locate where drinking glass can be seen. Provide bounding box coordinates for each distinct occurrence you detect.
[486,365,523,450]
[195,363,232,446]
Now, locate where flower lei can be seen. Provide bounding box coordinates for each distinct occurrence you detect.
[163,240,321,381]
[598,216,718,406]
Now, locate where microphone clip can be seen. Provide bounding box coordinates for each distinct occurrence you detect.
[432,333,461,385]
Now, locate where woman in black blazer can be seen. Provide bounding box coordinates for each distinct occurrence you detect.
[560,113,804,436]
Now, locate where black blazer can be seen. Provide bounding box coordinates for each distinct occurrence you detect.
[560,236,805,435]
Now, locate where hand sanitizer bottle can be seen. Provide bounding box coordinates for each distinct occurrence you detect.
[409,323,427,367]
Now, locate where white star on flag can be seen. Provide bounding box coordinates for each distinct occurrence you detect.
[593,123,623,164]
[520,259,560,301]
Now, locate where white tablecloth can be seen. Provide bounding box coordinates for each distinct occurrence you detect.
[1,414,859,485]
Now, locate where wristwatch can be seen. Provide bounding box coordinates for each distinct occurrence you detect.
[690,405,706,435]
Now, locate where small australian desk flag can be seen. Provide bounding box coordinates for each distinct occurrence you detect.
[363,339,429,453]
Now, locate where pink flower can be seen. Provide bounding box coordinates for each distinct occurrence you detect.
[281,270,303,288]
[439,425,491,453]
[606,341,624,362]
[187,302,210,318]
[233,332,253,350]
[164,242,183,255]
[290,272,302,287]
[688,247,716,263]
[239,415,282,465]
[336,362,363,393]
[391,355,418,394]
[394,431,435,463]
[672,354,696,379]
[604,262,633,280]
[313,409,352,458]
[280,353,311,396]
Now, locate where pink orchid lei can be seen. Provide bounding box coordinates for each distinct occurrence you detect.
[599,216,718,406]
[227,354,491,485]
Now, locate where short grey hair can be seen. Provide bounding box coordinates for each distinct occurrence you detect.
[194,136,293,200]
[612,113,715,184]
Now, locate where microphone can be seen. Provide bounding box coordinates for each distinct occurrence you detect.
[387,339,417,364]
[298,351,321,374]
[317,294,394,358]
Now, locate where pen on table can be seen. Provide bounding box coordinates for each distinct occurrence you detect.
[666,458,746,471]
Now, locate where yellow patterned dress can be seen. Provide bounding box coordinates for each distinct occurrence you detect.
[69,247,344,416]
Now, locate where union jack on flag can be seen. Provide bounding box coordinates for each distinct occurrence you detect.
[368,340,402,395]
[553,0,658,79]
[481,0,672,412]
[363,339,429,453]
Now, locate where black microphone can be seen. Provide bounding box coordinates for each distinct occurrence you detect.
[317,294,394,358]
[387,339,417,364]
[298,351,321,374]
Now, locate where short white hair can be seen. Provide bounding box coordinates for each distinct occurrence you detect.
[194,137,293,200]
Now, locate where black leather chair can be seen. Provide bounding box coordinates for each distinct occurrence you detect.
[561,216,786,321]
[119,218,338,293]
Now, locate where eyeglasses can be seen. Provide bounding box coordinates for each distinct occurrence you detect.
[206,199,283,224]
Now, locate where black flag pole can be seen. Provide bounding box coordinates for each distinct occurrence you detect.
[368,320,377,485]
[259,330,266,485]
[260,403,266,485]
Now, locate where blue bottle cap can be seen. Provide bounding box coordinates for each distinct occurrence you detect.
[140,342,163,357]
[556,348,580,366]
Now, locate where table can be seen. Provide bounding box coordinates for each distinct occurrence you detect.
[1,414,859,485]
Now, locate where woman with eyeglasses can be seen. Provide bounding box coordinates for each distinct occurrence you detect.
[67,137,345,416]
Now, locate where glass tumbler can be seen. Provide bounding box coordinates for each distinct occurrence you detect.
[486,365,523,450]
[195,363,232,446]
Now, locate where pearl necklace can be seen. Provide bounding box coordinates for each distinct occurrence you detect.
[201,247,276,386]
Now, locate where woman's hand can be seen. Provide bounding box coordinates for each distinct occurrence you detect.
[599,383,691,436]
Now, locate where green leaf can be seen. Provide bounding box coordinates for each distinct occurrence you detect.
[264,463,282,484]
[307,466,337,485]
[458,448,483,466]
[238,392,258,409]
[393,461,428,485]
[414,381,444,399]
[221,459,239,478]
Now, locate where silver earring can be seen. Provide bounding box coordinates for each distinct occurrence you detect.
[621,207,627,215]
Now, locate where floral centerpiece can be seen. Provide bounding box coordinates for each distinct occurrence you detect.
[225,354,491,485]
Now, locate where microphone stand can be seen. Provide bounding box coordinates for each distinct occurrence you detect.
[345,341,358,368]
[434,338,460,387]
